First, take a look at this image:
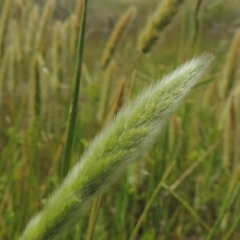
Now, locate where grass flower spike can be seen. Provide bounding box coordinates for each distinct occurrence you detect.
[138,0,184,53]
[19,53,213,240]
[100,6,136,69]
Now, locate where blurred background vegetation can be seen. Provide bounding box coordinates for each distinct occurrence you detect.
[0,0,240,239]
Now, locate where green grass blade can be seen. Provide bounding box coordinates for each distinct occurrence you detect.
[161,182,211,232]
[129,161,176,240]
[206,181,240,240]
[60,0,88,180]
[223,212,240,240]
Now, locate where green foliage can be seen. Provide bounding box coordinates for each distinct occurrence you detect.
[1,0,240,240]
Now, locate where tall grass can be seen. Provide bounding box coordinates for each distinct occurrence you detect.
[60,0,87,180]
[18,53,213,240]
[1,0,240,239]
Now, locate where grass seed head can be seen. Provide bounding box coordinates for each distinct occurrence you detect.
[100,6,136,69]
[138,0,184,53]
[19,53,213,240]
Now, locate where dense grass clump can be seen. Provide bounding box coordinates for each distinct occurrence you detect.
[1,0,240,239]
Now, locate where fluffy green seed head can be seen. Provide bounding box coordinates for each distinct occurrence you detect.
[19,53,213,240]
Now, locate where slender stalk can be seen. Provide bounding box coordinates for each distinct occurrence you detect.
[161,183,211,232]
[206,181,240,240]
[219,30,240,99]
[85,195,102,240]
[170,138,221,191]
[60,0,88,180]
[34,0,55,51]
[0,0,12,60]
[130,138,220,240]
[223,212,240,240]
[129,161,176,240]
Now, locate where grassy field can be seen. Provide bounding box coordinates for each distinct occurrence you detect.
[1,0,240,239]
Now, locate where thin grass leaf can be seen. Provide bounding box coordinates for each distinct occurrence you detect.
[161,182,211,232]
[60,0,88,180]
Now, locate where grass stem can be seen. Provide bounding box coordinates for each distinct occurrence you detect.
[60,0,88,180]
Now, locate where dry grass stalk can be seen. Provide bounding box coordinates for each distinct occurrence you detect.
[229,165,240,190]
[223,96,238,171]
[14,0,23,13]
[219,30,240,99]
[124,69,136,102]
[70,14,78,55]
[202,76,216,108]
[7,46,16,92]
[60,19,71,82]
[236,53,240,84]
[100,6,136,69]
[75,0,84,29]
[0,49,9,91]
[34,0,55,51]
[28,56,41,127]
[25,6,40,53]
[51,21,62,89]
[0,50,9,109]
[168,114,182,153]
[68,0,84,54]
[104,78,126,123]
[13,0,24,61]
[20,0,33,25]
[0,0,12,60]
[138,0,184,53]
[97,61,117,122]
[12,19,22,61]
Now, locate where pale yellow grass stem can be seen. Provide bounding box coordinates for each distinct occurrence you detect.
[219,30,240,99]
